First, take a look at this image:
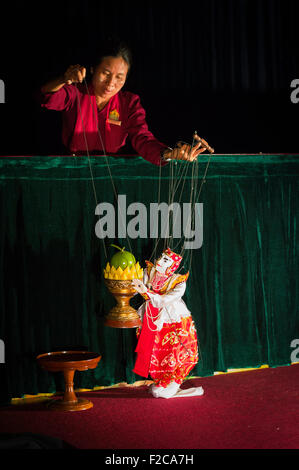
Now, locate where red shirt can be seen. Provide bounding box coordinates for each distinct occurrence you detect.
[39,83,168,166]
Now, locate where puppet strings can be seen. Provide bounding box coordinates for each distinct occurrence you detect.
[74,82,206,376]
[74,80,139,274]
[163,136,213,276]
[75,78,212,287]
[148,159,162,263]
[179,148,213,274]
[171,140,198,252]
[74,84,98,205]
[166,157,193,250]
[148,140,196,264]
[146,143,206,368]
[149,133,206,271]
[147,136,213,371]
[143,139,210,369]
[76,77,206,271]
[156,151,205,366]
[149,159,182,262]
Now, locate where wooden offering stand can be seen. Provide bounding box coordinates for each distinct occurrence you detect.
[104,279,142,328]
[37,351,101,411]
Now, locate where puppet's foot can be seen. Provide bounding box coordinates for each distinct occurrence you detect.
[150,381,180,399]
[150,383,204,399]
[172,386,204,398]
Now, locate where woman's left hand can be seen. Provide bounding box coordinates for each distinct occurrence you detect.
[163,133,213,161]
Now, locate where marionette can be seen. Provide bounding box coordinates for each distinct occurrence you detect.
[132,248,204,399]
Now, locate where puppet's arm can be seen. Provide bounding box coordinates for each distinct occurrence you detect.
[132,279,187,330]
[146,282,186,308]
[148,283,187,330]
[132,278,186,306]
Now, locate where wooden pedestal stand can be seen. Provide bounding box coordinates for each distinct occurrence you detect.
[104,279,142,328]
[37,351,101,411]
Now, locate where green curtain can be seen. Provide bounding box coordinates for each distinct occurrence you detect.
[0,155,298,403]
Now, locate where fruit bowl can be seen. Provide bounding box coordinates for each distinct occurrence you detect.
[103,245,143,328]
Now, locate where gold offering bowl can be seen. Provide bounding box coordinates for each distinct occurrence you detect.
[104,279,142,328]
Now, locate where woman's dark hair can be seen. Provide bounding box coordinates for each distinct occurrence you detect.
[90,37,132,70]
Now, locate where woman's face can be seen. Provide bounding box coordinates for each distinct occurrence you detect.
[92,56,129,100]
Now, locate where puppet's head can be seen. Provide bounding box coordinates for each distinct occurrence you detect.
[155,248,182,277]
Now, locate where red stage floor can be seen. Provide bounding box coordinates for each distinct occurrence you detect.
[0,364,298,450]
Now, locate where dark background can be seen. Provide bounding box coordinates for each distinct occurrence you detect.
[0,0,299,155]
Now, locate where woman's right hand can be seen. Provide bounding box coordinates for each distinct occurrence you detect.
[63,65,86,85]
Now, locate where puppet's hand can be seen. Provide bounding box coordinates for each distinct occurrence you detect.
[132,279,147,294]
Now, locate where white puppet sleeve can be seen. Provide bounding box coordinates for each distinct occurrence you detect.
[145,282,187,330]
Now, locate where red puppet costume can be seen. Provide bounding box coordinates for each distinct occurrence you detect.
[39,84,168,166]
[132,249,204,399]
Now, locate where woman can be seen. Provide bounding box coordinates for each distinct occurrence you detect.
[39,39,210,164]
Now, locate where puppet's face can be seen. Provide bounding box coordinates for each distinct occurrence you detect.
[155,254,173,274]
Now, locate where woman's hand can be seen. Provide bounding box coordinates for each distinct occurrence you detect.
[63,65,86,85]
[132,279,148,294]
[163,133,214,162]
